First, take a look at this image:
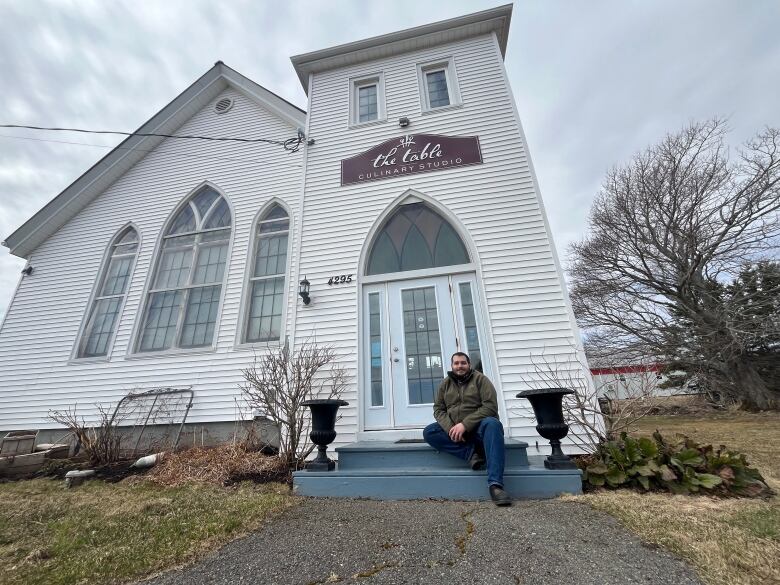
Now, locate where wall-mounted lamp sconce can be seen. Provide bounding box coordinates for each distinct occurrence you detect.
[21,265,33,276]
[299,276,311,305]
[398,116,410,128]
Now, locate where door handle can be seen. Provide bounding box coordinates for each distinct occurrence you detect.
[393,358,400,363]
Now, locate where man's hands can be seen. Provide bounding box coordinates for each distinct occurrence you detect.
[448,422,466,442]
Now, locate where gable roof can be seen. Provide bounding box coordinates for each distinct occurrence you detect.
[291,4,513,92]
[3,62,307,259]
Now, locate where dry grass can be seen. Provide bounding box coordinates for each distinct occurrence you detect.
[145,444,291,487]
[636,410,780,483]
[0,479,295,585]
[564,410,780,585]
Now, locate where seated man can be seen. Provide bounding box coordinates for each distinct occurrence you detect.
[423,352,511,506]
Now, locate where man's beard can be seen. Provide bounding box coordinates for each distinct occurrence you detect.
[453,369,471,383]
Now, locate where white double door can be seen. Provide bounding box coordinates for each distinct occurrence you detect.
[363,274,488,429]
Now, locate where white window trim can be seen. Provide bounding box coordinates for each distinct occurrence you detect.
[416,57,462,114]
[349,72,386,128]
[71,225,141,362]
[235,201,293,348]
[131,186,234,355]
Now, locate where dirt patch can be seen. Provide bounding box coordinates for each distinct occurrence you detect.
[29,457,145,483]
[23,445,291,488]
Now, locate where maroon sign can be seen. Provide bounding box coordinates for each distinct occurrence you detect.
[340,133,482,186]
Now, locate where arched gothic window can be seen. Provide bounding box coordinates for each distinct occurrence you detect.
[244,204,289,343]
[77,226,139,358]
[138,187,231,351]
[366,202,469,275]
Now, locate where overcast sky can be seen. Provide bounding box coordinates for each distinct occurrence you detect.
[1,0,778,320]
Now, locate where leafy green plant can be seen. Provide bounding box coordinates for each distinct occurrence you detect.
[580,432,772,497]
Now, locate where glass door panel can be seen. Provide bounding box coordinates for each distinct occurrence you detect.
[388,277,456,427]
[452,274,492,379]
[362,284,392,428]
[401,286,443,405]
[369,292,385,407]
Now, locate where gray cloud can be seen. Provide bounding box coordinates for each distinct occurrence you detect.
[1,0,779,318]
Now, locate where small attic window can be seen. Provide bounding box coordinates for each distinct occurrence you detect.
[214,97,234,114]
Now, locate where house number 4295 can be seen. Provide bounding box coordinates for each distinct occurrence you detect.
[327,274,354,285]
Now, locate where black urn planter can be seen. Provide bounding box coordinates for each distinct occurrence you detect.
[516,388,577,470]
[302,399,349,472]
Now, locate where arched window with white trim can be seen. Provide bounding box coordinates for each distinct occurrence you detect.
[244,204,289,343]
[77,226,139,358]
[366,202,470,275]
[138,186,231,352]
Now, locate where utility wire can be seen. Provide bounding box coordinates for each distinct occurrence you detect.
[0,124,306,152]
[0,133,278,166]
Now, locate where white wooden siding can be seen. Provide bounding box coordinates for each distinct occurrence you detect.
[0,88,303,429]
[1,30,594,453]
[294,32,592,448]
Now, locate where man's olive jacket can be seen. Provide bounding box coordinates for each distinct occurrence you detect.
[433,370,499,434]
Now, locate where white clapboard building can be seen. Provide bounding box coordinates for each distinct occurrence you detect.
[0,5,593,473]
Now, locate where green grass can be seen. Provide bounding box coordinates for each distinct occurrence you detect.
[727,501,780,542]
[0,479,295,585]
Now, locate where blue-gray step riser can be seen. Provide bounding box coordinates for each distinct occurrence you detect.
[293,467,582,500]
[336,444,530,471]
[337,448,529,470]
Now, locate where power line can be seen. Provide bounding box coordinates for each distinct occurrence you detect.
[0,124,306,152]
[0,133,276,166]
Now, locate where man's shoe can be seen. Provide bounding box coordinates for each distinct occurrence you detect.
[468,451,486,470]
[489,485,512,506]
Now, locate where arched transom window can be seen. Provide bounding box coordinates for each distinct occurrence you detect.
[366,202,469,275]
[244,204,289,343]
[77,226,139,358]
[138,187,231,351]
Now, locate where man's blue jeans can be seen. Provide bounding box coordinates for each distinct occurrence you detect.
[423,417,505,487]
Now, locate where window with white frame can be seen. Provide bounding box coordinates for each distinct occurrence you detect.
[137,186,231,352]
[417,58,461,112]
[351,74,385,125]
[244,204,289,343]
[77,226,139,358]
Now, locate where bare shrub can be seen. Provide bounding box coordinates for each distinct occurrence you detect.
[48,403,128,466]
[240,339,349,467]
[229,397,280,453]
[144,444,290,487]
[520,349,657,454]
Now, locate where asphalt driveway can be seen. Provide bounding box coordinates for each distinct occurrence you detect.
[143,498,702,585]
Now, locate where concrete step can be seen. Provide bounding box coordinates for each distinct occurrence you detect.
[335,440,530,471]
[293,465,582,500]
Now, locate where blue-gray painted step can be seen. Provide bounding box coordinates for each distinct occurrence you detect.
[293,441,581,500]
[293,466,582,500]
[336,440,530,470]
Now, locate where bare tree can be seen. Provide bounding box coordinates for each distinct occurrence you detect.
[240,339,349,466]
[570,119,780,410]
